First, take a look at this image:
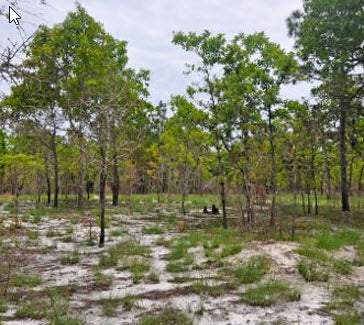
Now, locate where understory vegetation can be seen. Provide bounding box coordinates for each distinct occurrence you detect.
[0,0,363,324]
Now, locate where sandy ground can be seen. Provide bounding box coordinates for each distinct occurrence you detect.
[0,203,363,325]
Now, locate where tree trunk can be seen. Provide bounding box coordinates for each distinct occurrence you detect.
[310,151,318,216]
[339,104,350,211]
[268,107,277,227]
[51,132,59,208]
[77,130,84,210]
[216,145,227,229]
[181,192,186,215]
[358,164,364,193]
[45,157,51,205]
[299,171,306,214]
[99,167,107,247]
[348,157,355,196]
[112,153,119,206]
[99,142,108,247]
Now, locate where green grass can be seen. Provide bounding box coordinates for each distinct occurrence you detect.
[355,241,364,266]
[147,271,160,283]
[241,280,301,306]
[121,295,140,311]
[99,248,119,268]
[143,225,164,234]
[46,228,62,237]
[0,298,7,313]
[183,255,194,265]
[138,308,193,325]
[27,230,39,240]
[166,261,188,273]
[316,230,361,250]
[94,270,113,288]
[60,250,80,265]
[189,280,229,297]
[99,240,150,269]
[129,260,150,283]
[221,244,243,258]
[296,245,352,275]
[298,260,329,282]
[324,284,362,325]
[97,295,141,315]
[117,239,151,256]
[61,235,74,243]
[233,256,271,284]
[10,273,42,287]
[168,241,189,260]
[334,312,361,325]
[110,228,124,237]
[168,228,245,263]
[15,300,48,319]
[47,298,85,325]
[98,297,120,317]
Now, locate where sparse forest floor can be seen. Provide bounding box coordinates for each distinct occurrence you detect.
[0,194,363,325]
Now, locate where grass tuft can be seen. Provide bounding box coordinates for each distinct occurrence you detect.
[233,256,270,284]
[298,260,329,282]
[241,280,301,306]
[138,308,193,325]
[60,250,80,265]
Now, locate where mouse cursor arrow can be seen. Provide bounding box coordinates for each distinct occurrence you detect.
[9,6,21,25]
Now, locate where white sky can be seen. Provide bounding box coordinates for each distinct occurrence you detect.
[1,0,313,104]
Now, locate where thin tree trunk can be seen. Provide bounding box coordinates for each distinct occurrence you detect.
[358,164,364,193]
[339,104,350,211]
[99,164,107,247]
[358,164,364,209]
[310,151,319,216]
[77,129,84,210]
[181,149,189,215]
[348,157,355,196]
[51,131,59,208]
[322,141,332,201]
[217,147,227,229]
[99,135,109,247]
[268,107,277,227]
[112,153,119,206]
[45,157,51,205]
[299,172,306,214]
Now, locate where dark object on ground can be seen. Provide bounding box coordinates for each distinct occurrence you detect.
[212,204,219,215]
[203,206,209,214]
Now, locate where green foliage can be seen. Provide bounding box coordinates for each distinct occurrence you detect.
[233,256,271,284]
[297,260,329,282]
[94,270,113,289]
[316,230,360,250]
[296,245,353,274]
[10,273,42,287]
[121,295,140,311]
[147,271,160,283]
[189,280,231,297]
[143,225,164,234]
[241,280,301,306]
[110,228,124,237]
[60,251,80,265]
[99,249,119,268]
[117,240,151,256]
[167,261,188,273]
[98,297,120,317]
[129,260,150,283]
[0,298,7,313]
[138,308,193,325]
[324,284,362,325]
[15,300,48,319]
[99,240,150,268]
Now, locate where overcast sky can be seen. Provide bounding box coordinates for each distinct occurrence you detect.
[1,0,312,104]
